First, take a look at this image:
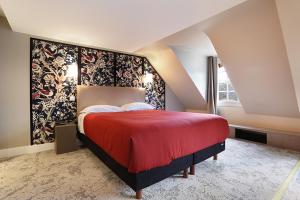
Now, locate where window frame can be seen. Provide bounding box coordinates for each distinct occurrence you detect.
[217,67,241,107]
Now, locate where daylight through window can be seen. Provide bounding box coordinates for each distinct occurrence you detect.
[217,66,239,106]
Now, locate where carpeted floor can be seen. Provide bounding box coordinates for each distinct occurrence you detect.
[0,139,299,200]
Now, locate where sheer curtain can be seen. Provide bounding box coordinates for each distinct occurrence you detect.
[207,56,218,114]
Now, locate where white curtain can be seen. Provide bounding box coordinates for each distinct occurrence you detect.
[207,56,218,114]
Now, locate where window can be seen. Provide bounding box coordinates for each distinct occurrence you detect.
[217,67,240,106]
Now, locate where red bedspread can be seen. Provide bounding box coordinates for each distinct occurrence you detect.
[83,110,229,173]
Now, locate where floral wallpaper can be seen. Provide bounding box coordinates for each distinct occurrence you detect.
[144,59,165,110]
[115,54,143,87]
[80,48,115,86]
[31,39,78,144]
[31,39,165,144]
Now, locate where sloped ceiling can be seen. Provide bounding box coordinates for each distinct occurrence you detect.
[171,46,209,101]
[137,31,217,110]
[0,0,247,52]
[139,0,300,117]
[275,0,300,112]
[164,31,217,101]
[138,43,207,110]
[202,0,300,117]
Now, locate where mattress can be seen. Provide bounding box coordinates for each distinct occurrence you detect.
[81,110,229,173]
[78,112,88,134]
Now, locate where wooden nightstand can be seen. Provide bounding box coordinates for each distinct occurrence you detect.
[55,122,79,154]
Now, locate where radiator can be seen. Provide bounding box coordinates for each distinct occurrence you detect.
[235,128,267,144]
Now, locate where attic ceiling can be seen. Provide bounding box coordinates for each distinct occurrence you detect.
[139,0,300,118]
[0,0,247,52]
[138,31,216,110]
[137,43,208,110]
[202,0,300,117]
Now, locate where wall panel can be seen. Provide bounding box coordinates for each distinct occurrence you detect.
[144,59,165,110]
[31,39,78,144]
[115,54,143,87]
[30,38,165,144]
[80,47,115,86]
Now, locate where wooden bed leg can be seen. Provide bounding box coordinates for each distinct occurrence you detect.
[183,168,188,178]
[136,190,142,199]
[213,154,218,160]
[190,165,195,175]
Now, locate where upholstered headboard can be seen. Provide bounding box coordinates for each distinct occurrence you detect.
[77,85,145,114]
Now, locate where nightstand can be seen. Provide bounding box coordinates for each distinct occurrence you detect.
[55,122,79,154]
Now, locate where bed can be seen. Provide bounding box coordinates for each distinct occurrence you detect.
[77,86,229,199]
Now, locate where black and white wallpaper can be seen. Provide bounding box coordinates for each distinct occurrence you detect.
[80,48,115,86]
[144,59,165,110]
[115,54,143,88]
[30,38,165,145]
[31,39,78,144]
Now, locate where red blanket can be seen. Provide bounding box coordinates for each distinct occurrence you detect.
[84,110,229,173]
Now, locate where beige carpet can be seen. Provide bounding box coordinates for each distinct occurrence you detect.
[0,139,300,200]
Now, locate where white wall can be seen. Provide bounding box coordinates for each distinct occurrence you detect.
[171,47,208,101]
[276,0,300,112]
[137,31,216,110]
[165,86,185,112]
[137,43,207,110]
[164,31,217,102]
[0,17,31,149]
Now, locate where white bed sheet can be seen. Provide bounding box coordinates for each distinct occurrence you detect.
[78,113,88,134]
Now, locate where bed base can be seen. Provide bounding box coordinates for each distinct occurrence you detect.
[193,141,225,164]
[78,133,225,199]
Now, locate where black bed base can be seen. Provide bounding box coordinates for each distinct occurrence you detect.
[78,133,225,193]
[194,141,225,164]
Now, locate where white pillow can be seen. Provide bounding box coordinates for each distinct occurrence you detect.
[121,102,154,111]
[80,105,124,114]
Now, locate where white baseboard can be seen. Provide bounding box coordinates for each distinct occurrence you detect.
[0,143,54,159]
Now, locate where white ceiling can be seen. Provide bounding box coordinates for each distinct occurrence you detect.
[0,0,247,52]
